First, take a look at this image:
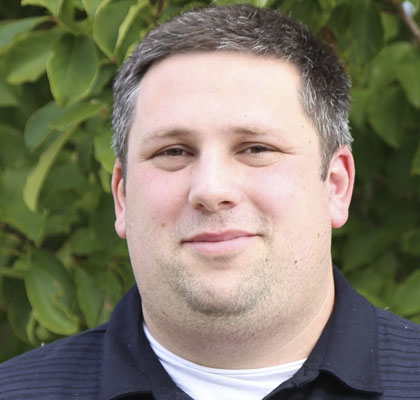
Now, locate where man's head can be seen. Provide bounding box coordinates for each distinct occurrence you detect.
[111,5,355,367]
[112,4,352,180]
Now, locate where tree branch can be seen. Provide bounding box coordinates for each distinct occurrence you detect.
[387,0,420,46]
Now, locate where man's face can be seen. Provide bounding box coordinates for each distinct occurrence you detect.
[113,52,353,332]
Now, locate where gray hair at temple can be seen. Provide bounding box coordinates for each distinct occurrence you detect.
[112,4,352,180]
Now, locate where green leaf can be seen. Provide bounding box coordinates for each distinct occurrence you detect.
[0,16,48,52]
[349,87,371,129]
[41,162,91,198]
[401,229,420,256]
[0,317,30,363]
[368,42,411,91]
[0,166,45,243]
[50,100,104,130]
[369,252,399,280]
[115,7,148,64]
[392,270,420,317]
[21,0,66,16]
[3,30,62,84]
[92,194,119,249]
[25,312,38,346]
[384,140,417,198]
[114,1,146,59]
[42,213,76,237]
[47,34,99,107]
[350,0,383,64]
[92,0,136,58]
[25,250,79,335]
[98,167,111,193]
[91,63,115,94]
[25,100,104,151]
[396,54,420,108]
[35,325,56,342]
[342,229,394,272]
[93,270,123,323]
[57,0,90,35]
[0,267,25,279]
[72,0,85,10]
[411,141,420,175]
[68,228,101,255]
[318,0,339,10]
[0,72,19,107]
[350,269,388,298]
[82,0,105,18]
[381,12,400,43]
[326,4,351,38]
[286,0,329,33]
[24,101,66,150]
[23,126,77,212]
[7,281,32,344]
[367,86,408,147]
[94,127,115,174]
[0,231,20,269]
[74,267,104,328]
[0,124,28,166]
[348,252,398,308]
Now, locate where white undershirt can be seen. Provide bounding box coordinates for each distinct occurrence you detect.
[144,324,306,400]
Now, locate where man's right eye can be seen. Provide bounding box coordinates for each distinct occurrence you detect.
[156,147,189,157]
[151,146,193,171]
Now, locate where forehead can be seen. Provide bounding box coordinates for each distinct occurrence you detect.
[138,51,303,104]
[129,51,314,148]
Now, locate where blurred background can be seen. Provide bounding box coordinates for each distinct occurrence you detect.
[0,0,419,361]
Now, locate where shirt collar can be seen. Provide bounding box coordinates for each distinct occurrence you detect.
[99,267,382,399]
[289,267,382,395]
[99,286,187,400]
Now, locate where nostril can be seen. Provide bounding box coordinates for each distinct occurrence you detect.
[189,190,241,213]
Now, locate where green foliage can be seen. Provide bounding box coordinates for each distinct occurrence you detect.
[0,0,419,362]
[3,30,63,84]
[47,34,98,107]
[25,250,79,336]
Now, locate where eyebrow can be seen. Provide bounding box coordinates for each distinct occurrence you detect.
[141,125,279,143]
[142,128,194,144]
[232,126,277,137]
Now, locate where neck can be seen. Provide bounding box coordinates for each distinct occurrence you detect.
[143,269,335,369]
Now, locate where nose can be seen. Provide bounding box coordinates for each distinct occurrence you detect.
[188,154,242,213]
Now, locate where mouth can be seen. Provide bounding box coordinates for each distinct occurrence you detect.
[182,230,258,254]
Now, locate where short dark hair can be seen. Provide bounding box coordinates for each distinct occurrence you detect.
[112,4,352,180]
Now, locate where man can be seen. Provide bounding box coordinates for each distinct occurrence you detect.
[1,4,420,400]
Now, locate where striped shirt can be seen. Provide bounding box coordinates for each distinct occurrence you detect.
[0,267,420,399]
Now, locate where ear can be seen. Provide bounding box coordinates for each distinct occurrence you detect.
[327,146,355,229]
[111,159,127,239]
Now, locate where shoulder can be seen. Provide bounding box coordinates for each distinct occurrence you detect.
[375,307,420,398]
[376,306,420,343]
[0,324,107,400]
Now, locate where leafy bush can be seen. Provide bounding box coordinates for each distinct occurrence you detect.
[0,0,419,362]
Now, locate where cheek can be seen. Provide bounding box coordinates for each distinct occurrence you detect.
[244,165,301,213]
[126,167,188,223]
[244,163,328,226]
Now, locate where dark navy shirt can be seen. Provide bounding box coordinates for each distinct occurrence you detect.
[1,267,420,399]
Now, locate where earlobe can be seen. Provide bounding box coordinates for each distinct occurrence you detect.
[327,146,355,229]
[111,159,127,239]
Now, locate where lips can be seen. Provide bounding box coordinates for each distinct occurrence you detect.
[184,230,255,243]
[182,230,257,255]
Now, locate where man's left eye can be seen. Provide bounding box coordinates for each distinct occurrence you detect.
[159,147,188,156]
[243,145,273,154]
